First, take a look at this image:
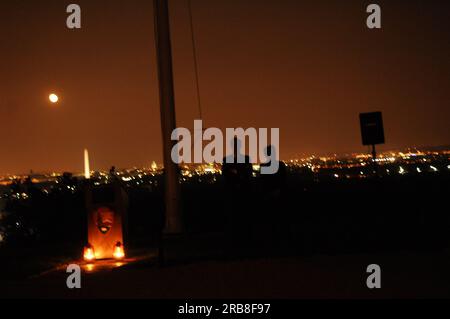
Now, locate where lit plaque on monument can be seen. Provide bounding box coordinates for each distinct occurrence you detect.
[84,182,128,260]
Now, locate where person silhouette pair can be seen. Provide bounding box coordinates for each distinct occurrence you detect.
[222,137,285,192]
[222,137,253,190]
[221,137,286,257]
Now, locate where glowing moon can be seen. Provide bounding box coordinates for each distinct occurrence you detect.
[49,93,59,103]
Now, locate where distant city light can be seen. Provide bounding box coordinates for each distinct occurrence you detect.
[204,167,216,174]
[0,148,448,188]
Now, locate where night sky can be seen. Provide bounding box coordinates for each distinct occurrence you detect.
[1,0,449,174]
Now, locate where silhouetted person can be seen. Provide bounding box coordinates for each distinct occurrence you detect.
[222,137,252,190]
[260,145,286,198]
[222,137,253,257]
[259,145,287,254]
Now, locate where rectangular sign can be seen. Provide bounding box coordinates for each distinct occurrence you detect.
[359,112,385,146]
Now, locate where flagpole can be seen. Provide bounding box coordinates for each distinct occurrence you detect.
[153,0,182,234]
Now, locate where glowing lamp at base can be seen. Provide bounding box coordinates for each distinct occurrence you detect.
[83,244,96,262]
[113,242,125,260]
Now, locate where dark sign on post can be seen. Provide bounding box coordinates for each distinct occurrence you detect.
[359,112,385,146]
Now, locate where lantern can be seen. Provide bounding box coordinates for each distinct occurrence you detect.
[113,241,125,260]
[83,244,96,262]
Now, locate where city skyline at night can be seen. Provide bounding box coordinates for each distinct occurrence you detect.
[1,0,449,174]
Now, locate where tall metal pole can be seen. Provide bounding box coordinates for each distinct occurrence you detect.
[153,0,182,234]
[371,144,378,176]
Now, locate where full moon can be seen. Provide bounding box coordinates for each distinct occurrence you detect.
[49,93,59,103]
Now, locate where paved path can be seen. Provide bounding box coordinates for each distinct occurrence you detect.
[3,250,450,298]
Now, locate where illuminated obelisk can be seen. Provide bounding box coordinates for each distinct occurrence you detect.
[84,149,90,179]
